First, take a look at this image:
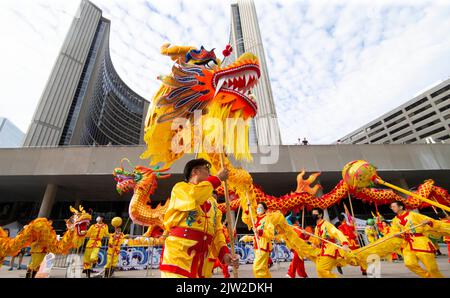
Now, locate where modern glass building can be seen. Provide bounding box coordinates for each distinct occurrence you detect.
[0,117,24,148]
[23,0,149,147]
[229,0,282,146]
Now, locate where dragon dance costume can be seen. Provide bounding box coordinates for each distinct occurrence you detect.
[364,225,378,244]
[83,223,109,270]
[389,211,449,278]
[251,213,275,278]
[337,220,367,274]
[104,231,126,276]
[160,176,230,278]
[26,242,47,277]
[213,225,232,278]
[311,219,349,278]
[287,225,308,278]
[444,218,450,263]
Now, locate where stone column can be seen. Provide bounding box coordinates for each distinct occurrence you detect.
[38,184,57,218]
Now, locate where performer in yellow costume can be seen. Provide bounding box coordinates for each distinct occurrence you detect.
[309,208,350,278]
[251,202,275,278]
[26,239,47,278]
[388,201,449,278]
[160,159,239,278]
[104,217,126,278]
[83,216,109,277]
[364,219,379,244]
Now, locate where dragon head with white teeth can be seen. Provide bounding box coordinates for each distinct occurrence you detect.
[141,43,261,166]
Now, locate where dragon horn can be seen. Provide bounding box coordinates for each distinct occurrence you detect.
[153,167,170,173]
[70,206,77,214]
[157,174,171,179]
[120,158,134,170]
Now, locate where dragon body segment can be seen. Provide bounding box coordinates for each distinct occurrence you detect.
[0,206,91,267]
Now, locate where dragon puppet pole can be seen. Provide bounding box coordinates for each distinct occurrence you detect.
[301,205,305,229]
[374,177,450,213]
[245,190,261,253]
[431,197,449,217]
[301,230,345,250]
[220,153,239,278]
[355,222,428,254]
[347,193,356,226]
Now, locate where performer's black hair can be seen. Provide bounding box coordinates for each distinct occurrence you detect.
[258,201,268,211]
[311,207,323,215]
[184,158,211,181]
[392,201,405,209]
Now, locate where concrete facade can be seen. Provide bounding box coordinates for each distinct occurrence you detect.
[229,0,282,146]
[338,78,450,145]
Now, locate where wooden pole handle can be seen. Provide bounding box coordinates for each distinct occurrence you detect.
[220,153,239,278]
[375,178,450,212]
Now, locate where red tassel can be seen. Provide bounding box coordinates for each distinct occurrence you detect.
[222,44,233,57]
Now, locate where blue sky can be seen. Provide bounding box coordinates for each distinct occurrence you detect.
[0,0,449,144]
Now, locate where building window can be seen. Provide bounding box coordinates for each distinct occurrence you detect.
[392,130,413,142]
[407,104,432,117]
[354,136,367,143]
[430,84,450,98]
[383,110,403,123]
[419,126,446,139]
[389,124,409,135]
[404,137,417,143]
[411,111,436,125]
[386,116,406,128]
[439,103,450,112]
[405,97,428,111]
[367,127,384,138]
[366,121,382,132]
[434,93,450,105]
[415,119,441,132]
[371,133,388,143]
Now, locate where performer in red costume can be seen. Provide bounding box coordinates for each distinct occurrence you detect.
[337,214,367,275]
[286,217,308,278]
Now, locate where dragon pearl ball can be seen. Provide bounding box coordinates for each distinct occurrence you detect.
[342,160,378,189]
[111,217,122,228]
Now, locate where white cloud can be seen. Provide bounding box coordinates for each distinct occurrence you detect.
[0,0,449,146]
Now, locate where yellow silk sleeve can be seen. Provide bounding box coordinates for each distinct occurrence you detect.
[212,208,228,255]
[85,225,95,238]
[262,222,275,240]
[239,235,254,243]
[326,221,349,245]
[169,181,214,211]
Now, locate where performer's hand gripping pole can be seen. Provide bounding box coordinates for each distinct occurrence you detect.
[355,222,428,254]
[301,230,345,250]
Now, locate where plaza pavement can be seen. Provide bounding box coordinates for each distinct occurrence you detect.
[1,255,449,278]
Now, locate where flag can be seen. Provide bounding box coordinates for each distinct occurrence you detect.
[343,203,353,224]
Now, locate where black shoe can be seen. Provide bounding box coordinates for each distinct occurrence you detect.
[337,266,343,275]
[25,269,32,279]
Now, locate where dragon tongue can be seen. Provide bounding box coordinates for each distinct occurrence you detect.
[214,77,226,99]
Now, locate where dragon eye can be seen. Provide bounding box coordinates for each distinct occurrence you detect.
[205,60,216,69]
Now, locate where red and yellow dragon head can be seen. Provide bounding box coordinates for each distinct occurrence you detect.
[141,43,261,166]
